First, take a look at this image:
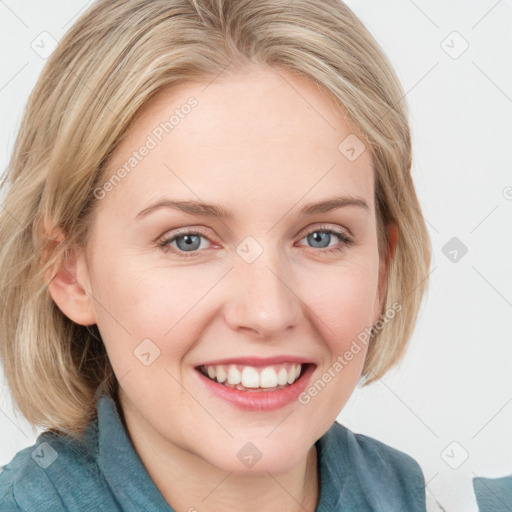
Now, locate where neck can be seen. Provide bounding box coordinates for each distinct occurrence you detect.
[118,393,319,512]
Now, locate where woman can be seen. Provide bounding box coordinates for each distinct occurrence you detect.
[0,1,431,510]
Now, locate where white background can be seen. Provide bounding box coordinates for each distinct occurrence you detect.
[1,1,511,511]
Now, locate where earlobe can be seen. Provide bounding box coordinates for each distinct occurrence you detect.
[386,223,398,262]
[380,223,398,291]
[373,223,399,319]
[45,225,97,326]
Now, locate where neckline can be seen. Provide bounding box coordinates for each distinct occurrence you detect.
[95,392,342,511]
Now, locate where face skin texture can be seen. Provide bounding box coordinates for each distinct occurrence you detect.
[48,64,396,512]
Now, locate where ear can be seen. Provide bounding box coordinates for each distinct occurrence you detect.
[373,223,398,319]
[44,224,97,326]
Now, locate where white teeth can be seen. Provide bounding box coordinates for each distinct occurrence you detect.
[216,365,227,383]
[201,363,304,390]
[241,367,260,388]
[277,367,289,386]
[260,367,278,388]
[227,365,241,385]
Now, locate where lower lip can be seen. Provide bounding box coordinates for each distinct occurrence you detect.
[195,364,316,411]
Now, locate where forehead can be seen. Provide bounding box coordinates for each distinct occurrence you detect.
[97,66,374,222]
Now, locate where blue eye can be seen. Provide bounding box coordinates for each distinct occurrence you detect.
[298,228,353,254]
[157,226,353,258]
[158,231,209,256]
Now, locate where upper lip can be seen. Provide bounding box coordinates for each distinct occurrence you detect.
[195,355,316,367]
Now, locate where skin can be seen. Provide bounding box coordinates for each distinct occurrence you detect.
[47,64,397,512]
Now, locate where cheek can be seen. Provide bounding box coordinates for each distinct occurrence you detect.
[294,263,379,431]
[303,259,380,347]
[90,250,188,327]
[88,257,210,365]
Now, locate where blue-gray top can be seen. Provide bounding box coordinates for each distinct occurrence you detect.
[0,393,426,511]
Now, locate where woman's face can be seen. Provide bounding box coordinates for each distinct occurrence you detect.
[73,66,388,474]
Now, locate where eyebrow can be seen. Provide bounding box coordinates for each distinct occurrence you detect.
[134,195,370,221]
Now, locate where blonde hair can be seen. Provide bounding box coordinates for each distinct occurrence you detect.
[0,0,431,440]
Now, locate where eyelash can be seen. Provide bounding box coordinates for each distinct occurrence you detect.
[157,225,353,258]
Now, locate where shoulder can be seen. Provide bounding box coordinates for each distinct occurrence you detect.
[1,432,70,511]
[349,425,425,481]
[0,425,111,512]
[320,421,426,511]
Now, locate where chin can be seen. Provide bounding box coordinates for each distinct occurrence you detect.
[201,435,312,476]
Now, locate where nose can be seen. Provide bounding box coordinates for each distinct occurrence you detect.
[223,245,303,340]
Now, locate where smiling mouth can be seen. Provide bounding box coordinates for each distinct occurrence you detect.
[195,362,311,392]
